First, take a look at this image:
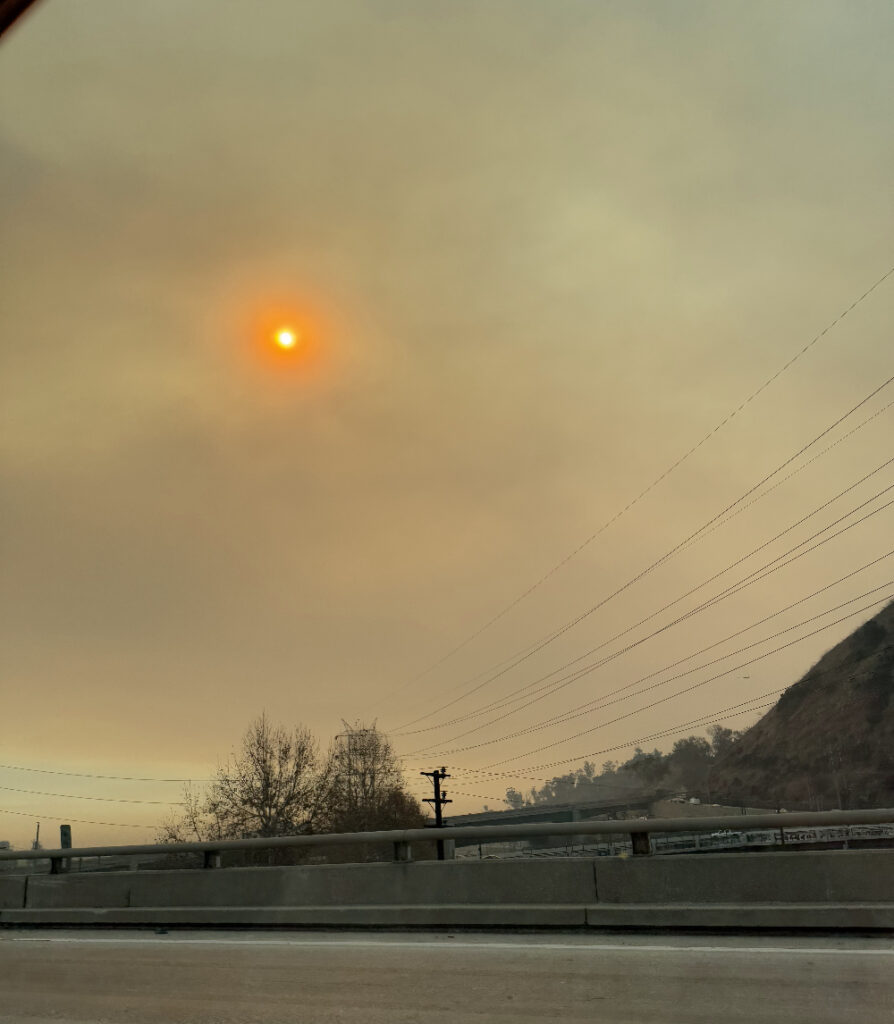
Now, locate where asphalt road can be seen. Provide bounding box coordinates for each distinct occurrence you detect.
[1,930,892,1023]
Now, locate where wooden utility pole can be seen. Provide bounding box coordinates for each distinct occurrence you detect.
[420,767,452,860]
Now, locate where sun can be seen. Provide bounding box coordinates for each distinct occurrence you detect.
[246,306,323,372]
[275,327,298,350]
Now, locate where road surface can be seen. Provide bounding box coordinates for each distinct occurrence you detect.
[1,930,892,1023]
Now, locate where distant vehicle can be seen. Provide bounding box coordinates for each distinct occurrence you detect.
[0,841,10,850]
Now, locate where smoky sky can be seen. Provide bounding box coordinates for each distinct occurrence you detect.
[1,0,892,844]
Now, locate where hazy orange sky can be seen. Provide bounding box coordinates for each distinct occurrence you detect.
[1,1,892,847]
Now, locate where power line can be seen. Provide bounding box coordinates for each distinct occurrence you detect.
[543,701,781,775]
[0,785,182,805]
[487,585,892,770]
[503,701,782,781]
[418,580,892,760]
[484,593,893,770]
[0,807,157,830]
[0,764,212,783]
[485,572,894,743]
[390,373,894,733]
[424,694,894,804]
[444,791,505,802]
[404,696,782,804]
[405,561,892,761]
[372,265,894,713]
[402,479,894,753]
[408,532,894,750]
[406,546,892,742]
[398,379,894,736]
[405,690,782,785]
[485,698,776,779]
[663,497,894,634]
[398,460,894,740]
[392,397,893,740]
[673,399,894,558]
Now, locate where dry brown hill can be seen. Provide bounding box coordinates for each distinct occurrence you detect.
[711,600,894,810]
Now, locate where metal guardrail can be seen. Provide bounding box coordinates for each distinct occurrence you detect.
[457,823,894,860]
[2,807,893,873]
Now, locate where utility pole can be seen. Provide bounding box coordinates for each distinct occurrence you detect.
[421,767,452,860]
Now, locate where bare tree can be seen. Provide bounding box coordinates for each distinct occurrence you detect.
[158,714,331,845]
[210,715,331,837]
[157,716,423,866]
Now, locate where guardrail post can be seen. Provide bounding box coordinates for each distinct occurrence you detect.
[631,831,651,857]
[60,824,72,874]
[49,856,64,874]
[203,851,222,869]
[393,841,412,863]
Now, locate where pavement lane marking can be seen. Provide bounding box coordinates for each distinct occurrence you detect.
[3,936,894,955]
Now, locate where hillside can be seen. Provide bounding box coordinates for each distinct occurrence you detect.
[711,600,894,810]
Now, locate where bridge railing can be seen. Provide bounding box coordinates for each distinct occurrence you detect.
[1,807,892,874]
[456,823,894,860]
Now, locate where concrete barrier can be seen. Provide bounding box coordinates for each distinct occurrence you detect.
[25,859,596,910]
[0,876,25,910]
[594,850,894,904]
[4,850,893,930]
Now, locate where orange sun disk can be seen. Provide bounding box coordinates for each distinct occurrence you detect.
[243,303,325,375]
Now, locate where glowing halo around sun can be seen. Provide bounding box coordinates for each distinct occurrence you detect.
[238,301,328,377]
